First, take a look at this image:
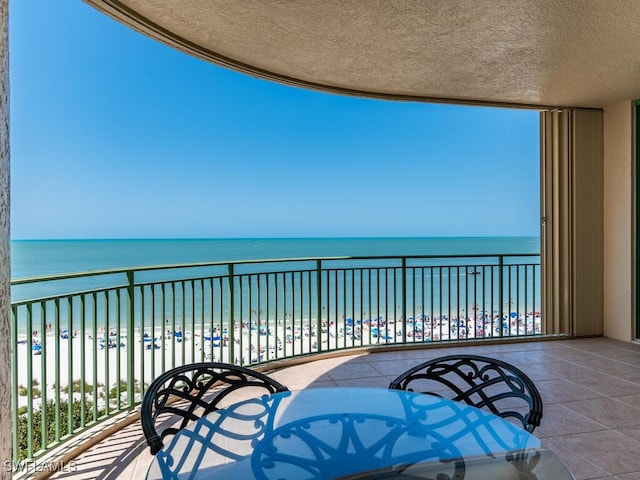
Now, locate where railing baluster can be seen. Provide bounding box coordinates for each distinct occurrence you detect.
[26,303,33,458]
[92,292,98,420]
[456,266,461,340]
[336,269,340,351]
[464,266,469,340]
[126,271,135,407]
[411,265,416,344]
[344,268,356,346]
[290,272,295,357]
[39,301,47,451]
[161,284,167,372]
[67,297,73,434]
[115,289,122,409]
[298,271,303,356]
[533,264,537,331]
[473,266,478,339]
[228,264,235,364]
[180,282,186,366]
[358,268,366,345]
[429,267,433,342]
[80,294,86,427]
[315,261,322,354]
[524,266,529,335]
[11,306,18,463]
[170,282,176,368]
[265,274,270,361]
[374,268,379,346]
[103,292,110,417]
[498,256,504,338]
[54,299,61,441]
[150,284,156,382]
[192,280,197,363]
[139,285,145,400]
[239,276,244,365]
[208,279,214,362]
[365,268,372,344]
[448,266,452,340]
[308,270,314,354]
[516,265,521,335]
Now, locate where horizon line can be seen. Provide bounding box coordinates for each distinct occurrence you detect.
[11,235,541,242]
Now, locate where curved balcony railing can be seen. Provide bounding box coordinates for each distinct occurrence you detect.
[10,253,540,463]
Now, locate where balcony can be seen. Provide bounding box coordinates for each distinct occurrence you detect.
[5,2,639,478]
[11,252,543,467]
[36,337,640,480]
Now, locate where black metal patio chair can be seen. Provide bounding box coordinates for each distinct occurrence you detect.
[388,354,543,432]
[141,362,289,454]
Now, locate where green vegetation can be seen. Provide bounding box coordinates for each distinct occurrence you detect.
[17,385,41,398]
[16,400,105,461]
[62,380,97,394]
[108,379,142,399]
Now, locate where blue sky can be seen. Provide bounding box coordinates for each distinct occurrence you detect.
[9,0,540,240]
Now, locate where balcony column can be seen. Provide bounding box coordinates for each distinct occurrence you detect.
[0,0,10,473]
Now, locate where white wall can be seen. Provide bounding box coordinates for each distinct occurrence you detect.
[603,100,634,341]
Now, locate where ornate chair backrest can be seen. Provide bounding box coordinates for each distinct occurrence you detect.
[388,354,543,432]
[141,362,289,454]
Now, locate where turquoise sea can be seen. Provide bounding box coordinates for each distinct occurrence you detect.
[11,237,541,335]
[11,237,540,279]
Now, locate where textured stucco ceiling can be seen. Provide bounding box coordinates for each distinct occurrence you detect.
[85,0,640,108]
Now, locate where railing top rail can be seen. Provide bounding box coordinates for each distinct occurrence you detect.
[11,252,540,286]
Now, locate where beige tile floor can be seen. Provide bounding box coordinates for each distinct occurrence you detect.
[49,337,640,480]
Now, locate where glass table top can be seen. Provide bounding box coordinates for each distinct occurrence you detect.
[147,387,574,480]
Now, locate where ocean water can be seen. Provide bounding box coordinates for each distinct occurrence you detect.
[11,237,540,279]
[11,237,541,335]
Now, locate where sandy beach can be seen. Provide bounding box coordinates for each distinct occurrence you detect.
[15,313,542,410]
